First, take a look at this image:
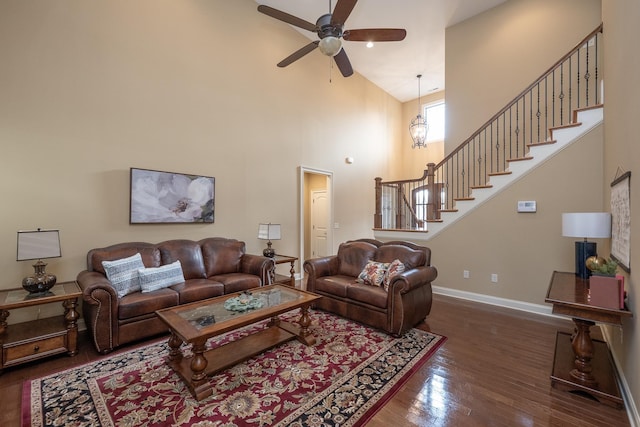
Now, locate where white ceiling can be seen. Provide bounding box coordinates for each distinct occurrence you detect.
[255,0,506,102]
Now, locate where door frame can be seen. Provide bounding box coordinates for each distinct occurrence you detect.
[298,166,333,281]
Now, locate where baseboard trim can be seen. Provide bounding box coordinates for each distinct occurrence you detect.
[433,285,637,426]
[432,285,558,318]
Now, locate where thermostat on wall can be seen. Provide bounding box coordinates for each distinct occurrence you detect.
[517,200,537,213]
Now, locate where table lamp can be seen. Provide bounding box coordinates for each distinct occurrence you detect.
[17,229,62,294]
[562,213,611,279]
[258,223,281,257]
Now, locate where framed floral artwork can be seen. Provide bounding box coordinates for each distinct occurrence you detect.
[130,168,215,224]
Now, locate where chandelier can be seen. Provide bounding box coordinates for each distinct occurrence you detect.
[410,74,429,149]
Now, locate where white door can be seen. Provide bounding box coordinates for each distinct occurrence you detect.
[311,190,329,257]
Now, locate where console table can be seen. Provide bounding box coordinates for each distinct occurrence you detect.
[545,271,632,408]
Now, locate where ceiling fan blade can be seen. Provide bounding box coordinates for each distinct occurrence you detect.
[331,0,358,27]
[277,41,319,68]
[334,48,354,77]
[257,5,317,32]
[343,28,407,42]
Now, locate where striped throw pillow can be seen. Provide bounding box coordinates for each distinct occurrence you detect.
[101,253,144,298]
[138,260,185,293]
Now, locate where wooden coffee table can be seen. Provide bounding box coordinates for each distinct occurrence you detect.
[156,284,322,400]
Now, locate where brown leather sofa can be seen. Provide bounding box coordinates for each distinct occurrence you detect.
[304,239,437,336]
[77,238,273,353]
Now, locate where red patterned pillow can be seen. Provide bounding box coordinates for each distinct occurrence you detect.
[383,259,405,291]
[357,260,390,287]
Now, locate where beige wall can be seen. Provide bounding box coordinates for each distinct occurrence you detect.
[602,0,639,414]
[428,125,604,302]
[0,1,402,318]
[445,0,602,154]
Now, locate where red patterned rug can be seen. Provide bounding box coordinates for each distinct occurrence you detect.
[22,310,445,427]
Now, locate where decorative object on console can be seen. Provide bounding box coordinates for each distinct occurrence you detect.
[16,229,61,294]
[258,223,281,257]
[410,74,428,149]
[588,257,624,309]
[130,167,215,224]
[562,212,611,279]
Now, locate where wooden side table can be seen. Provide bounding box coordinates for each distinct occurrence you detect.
[269,255,298,287]
[0,281,81,372]
[545,271,632,408]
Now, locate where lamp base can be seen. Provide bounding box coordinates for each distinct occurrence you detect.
[575,241,597,279]
[22,260,57,294]
[263,241,275,258]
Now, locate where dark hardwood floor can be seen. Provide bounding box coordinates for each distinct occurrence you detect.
[0,294,631,426]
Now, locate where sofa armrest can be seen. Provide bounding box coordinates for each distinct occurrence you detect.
[240,254,275,286]
[303,256,339,292]
[77,270,119,353]
[388,266,438,294]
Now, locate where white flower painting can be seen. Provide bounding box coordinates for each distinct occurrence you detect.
[130,168,215,223]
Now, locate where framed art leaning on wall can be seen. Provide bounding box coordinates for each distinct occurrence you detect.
[610,171,630,271]
[130,168,215,224]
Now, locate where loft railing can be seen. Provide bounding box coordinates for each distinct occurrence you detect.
[375,24,603,231]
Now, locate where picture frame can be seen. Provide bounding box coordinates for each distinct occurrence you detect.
[610,171,630,272]
[130,168,215,224]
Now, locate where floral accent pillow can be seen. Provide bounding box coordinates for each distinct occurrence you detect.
[357,261,390,287]
[383,259,406,292]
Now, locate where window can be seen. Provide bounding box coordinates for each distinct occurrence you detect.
[423,101,445,143]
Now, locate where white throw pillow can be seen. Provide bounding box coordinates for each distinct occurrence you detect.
[101,253,144,298]
[138,260,185,293]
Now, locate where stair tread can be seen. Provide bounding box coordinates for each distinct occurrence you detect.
[488,171,512,176]
[507,156,534,163]
[440,209,458,213]
[470,185,493,189]
[528,140,557,147]
[454,197,475,201]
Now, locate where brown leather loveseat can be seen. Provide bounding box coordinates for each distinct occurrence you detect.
[304,239,437,336]
[77,237,273,353]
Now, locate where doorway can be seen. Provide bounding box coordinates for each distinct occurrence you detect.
[299,167,333,282]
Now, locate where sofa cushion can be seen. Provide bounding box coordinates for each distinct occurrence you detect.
[383,259,406,291]
[346,283,388,309]
[101,253,144,297]
[336,241,378,277]
[138,261,185,293]
[374,244,425,269]
[118,288,179,320]
[201,238,245,276]
[170,279,224,304]
[158,240,206,280]
[209,273,261,294]
[357,260,390,287]
[312,275,355,298]
[90,243,160,274]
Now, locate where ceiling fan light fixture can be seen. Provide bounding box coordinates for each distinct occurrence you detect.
[410,74,429,149]
[318,36,342,56]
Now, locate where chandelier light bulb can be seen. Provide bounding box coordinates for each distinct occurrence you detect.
[318,36,342,57]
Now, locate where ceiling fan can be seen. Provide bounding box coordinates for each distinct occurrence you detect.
[257,0,407,77]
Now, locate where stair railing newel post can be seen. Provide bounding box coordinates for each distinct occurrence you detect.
[395,184,404,229]
[374,177,382,229]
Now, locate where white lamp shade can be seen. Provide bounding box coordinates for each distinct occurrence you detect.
[258,223,281,240]
[17,229,62,261]
[562,213,611,239]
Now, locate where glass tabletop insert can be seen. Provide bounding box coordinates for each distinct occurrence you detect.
[179,287,303,330]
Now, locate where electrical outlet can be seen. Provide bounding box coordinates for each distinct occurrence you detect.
[463,270,470,279]
[491,274,498,283]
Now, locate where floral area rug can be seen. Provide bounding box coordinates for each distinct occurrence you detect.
[22,310,445,427]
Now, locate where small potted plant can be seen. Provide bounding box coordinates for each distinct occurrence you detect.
[588,257,623,309]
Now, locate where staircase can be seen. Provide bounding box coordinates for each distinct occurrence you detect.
[423,104,603,239]
[374,25,604,240]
